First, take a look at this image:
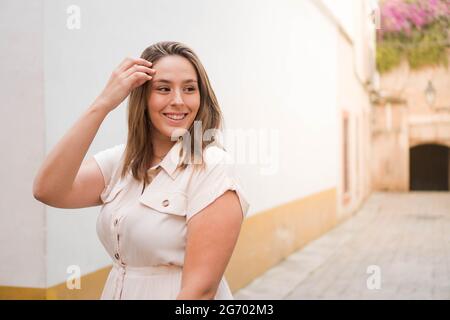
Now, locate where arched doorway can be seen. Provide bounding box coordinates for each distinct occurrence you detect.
[409,144,450,191]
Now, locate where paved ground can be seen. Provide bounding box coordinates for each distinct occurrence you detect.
[234,192,450,300]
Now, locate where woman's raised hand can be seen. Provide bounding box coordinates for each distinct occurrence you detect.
[94,57,155,112]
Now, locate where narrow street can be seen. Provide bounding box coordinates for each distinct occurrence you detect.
[235,192,450,300]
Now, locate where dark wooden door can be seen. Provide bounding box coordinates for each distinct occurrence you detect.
[409,144,449,191]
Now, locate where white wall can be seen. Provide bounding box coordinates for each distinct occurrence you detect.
[321,0,377,84]
[334,1,374,218]
[321,0,359,41]
[0,0,46,288]
[2,0,340,287]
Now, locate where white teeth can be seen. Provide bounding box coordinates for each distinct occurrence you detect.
[164,113,186,120]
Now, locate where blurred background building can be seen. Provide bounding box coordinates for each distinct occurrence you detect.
[372,0,450,192]
[2,0,447,300]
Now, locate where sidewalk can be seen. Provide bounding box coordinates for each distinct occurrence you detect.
[234,192,450,300]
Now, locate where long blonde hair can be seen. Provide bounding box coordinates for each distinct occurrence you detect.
[120,41,224,185]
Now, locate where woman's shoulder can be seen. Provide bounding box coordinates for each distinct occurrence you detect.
[202,143,234,168]
[94,143,126,162]
[187,143,237,182]
[186,143,250,219]
[93,143,126,186]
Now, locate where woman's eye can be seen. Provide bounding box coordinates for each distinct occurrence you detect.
[157,87,196,92]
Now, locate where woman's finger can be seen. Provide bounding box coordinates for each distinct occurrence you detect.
[123,65,155,79]
[127,72,152,89]
[117,57,152,74]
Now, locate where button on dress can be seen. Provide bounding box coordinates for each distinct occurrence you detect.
[93,139,250,300]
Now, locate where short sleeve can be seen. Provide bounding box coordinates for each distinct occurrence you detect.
[186,146,250,222]
[93,144,125,188]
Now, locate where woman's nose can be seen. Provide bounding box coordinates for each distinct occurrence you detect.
[171,89,184,105]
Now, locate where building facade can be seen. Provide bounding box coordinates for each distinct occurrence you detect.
[372,59,450,191]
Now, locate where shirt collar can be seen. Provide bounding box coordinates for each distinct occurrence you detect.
[150,138,184,180]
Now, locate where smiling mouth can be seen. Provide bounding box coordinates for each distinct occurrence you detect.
[162,113,188,121]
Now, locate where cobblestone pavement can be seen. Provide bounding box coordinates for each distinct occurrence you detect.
[234,192,450,300]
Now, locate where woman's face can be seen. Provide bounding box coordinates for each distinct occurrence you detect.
[146,55,201,140]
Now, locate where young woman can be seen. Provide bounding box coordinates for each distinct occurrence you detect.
[33,41,249,300]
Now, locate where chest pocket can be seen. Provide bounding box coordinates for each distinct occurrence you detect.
[139,191,187,217]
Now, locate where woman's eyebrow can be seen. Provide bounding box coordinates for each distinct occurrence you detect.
[153,79,197,84]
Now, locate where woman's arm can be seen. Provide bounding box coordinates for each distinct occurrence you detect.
[33,104,108,208]
[33,57,155,208]
[177,190,244,300]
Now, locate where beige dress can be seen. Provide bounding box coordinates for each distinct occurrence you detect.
[93,139,250,300]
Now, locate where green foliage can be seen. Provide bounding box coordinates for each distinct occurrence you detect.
[377,21,449,73]
[406,22,448,69]
[377,41,403,73]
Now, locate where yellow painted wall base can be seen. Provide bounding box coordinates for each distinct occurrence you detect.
[0,286,46,300]
[46,266,112,300]
[1,188,337,299]
[0,266,112,300]
[225,187,337,292]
